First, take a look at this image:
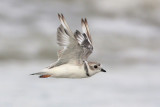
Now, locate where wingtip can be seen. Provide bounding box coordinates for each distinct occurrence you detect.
[58,13,60,19]
[81,18,84,22]
[84,18,88,25]
[58,13,64,18]
[83,17,92,43]
[84,18,87,22]
[61,13,65,21]
[81,18,85,23]
[61,13,64,17]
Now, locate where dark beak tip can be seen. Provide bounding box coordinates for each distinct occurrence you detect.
[101,69,106,72]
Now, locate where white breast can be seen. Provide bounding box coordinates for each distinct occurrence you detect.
[42,64,87,78]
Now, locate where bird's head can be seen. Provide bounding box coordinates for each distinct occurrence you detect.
[88,62,106,74]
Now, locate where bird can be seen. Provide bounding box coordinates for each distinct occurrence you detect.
[31,13,106,78]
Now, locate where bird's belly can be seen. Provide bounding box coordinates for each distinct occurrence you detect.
[47,64,86,78]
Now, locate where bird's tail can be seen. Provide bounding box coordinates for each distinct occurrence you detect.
[30,72,51,78]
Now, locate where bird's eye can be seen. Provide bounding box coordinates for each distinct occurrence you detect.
[94,65,98,68]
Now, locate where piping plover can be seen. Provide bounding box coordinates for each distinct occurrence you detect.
[31,14,106,78]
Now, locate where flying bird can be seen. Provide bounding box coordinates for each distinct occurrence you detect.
[31,14,106,78]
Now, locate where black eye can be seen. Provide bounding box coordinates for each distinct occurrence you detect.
[94,65,98,68]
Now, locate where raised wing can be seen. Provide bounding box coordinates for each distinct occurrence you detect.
[81,18,92,44]
[78,18,93,59]
[74,31,93,60]
[48,14,93,69]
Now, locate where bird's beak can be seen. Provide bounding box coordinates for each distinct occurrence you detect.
[101,68,106,72]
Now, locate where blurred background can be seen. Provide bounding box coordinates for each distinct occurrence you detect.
[0,0,160,107]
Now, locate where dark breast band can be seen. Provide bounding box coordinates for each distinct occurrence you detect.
[83,61,90,77]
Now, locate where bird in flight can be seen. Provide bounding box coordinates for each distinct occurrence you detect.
[31,13,106,78]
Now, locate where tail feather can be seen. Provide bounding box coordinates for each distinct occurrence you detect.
[30,72,51,78]
[39,75,51,78]
[30,72,46,75]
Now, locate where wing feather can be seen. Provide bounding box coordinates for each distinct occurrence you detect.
[57,25,70,47]
[58,13,74,38]
[81,18,92,44]
[48,14,93,68]
[74,30,93,60]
